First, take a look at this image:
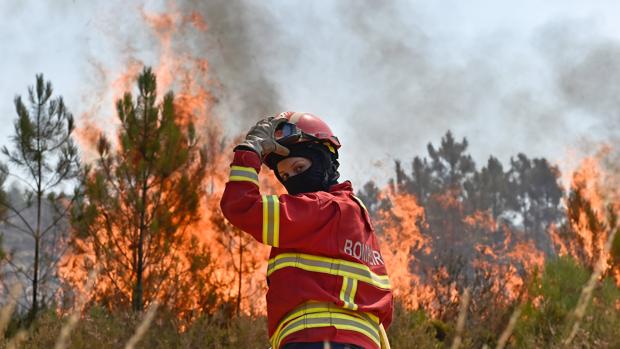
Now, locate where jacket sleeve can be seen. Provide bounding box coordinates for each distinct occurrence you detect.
[220,150,339,249]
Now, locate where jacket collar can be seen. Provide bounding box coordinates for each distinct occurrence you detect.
[328,181,352,193]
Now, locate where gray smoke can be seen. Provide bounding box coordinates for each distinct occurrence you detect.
[177,0,288,129]
[5,1,618,186]
[170,1,617,185]
[537,20,620,140]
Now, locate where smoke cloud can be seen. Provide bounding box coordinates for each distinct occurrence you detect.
[2,1,619,186]
[177,0,287,129]
[172,1,618,184]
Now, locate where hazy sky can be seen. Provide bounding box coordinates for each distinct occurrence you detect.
[1,1,619,188]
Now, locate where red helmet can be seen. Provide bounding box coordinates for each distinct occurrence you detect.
[265,112,341,173]
[274,111,341,152]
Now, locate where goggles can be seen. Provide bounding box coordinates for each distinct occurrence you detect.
[274,122,338,155]
[274,122,315,145]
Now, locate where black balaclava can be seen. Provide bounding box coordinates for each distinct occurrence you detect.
[267,142,339,195]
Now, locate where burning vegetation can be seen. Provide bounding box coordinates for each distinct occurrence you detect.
[0,3,618,349]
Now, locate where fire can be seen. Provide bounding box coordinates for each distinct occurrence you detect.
[59,4,274,318]
[374,186,543,316]
[555,146,620,286]
[58,1,619,325]
[377,190,428,309]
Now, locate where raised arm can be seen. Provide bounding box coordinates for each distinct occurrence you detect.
[220,150,338,249]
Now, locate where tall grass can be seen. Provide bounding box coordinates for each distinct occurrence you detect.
[563,222,619,346]
[0,256,617,348]
[449,287,470,349]
[124,303,158,349]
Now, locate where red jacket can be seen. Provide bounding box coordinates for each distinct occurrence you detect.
[220,150,393,349]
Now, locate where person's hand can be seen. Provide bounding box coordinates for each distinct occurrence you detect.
[234,117,290,159]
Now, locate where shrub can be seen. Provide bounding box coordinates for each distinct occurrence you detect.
[514,256,620,348]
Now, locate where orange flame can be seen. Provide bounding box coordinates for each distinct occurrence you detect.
[59,5,274,317]
[60,2,620,323]
[556,146,620,286]
[377,191,429,309]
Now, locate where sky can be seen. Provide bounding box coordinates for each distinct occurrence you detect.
[1,0,619,188]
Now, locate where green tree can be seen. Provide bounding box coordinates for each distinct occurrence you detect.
[72,67,208,312]
[394,156,434,205]
[464,156,512,219]
[507,154,564,254]
[426,130,476,191]
[0,74,79,319]
[423,131,475,249]
[356,180,391,220]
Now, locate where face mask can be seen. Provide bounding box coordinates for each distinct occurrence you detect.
[281,159,329,195]
[273,143,339,195]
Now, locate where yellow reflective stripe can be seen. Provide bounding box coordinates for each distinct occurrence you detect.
[231,165,257,174]
[267,253,391,289]
[262,196,268,244]
[261,195,280,247]
[352,195,368,212]
[269,302,380,346]
[340,277,358,311]
[273,312,380,348]
[339,277,348,305]
[273,196,280,247]
[229,165,259,185]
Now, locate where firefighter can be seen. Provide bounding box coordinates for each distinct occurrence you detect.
[220,112,393,349]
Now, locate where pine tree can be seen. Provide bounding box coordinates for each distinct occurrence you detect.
[71,67,208,312]
[356,180,391,220]
[426,130,476,191]
[0,74,79,319]
[464,156,512,219]
[507,154,563,254]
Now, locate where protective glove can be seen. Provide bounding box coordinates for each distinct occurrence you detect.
[234,117,290,159]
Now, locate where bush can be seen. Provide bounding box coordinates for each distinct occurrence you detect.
[2,305,268,349]
[387,301,442,348]
[514,256,620,348]
[1,258,618,349]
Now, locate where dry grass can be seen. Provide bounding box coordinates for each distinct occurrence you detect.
[495,306,522,349]
[563,222,619,346]
[0,255,615,348]
[5,330,27,349]
[0,284,26,349]
[449,287,470,349]
[0,284,22,337]
[54,268,98,349]
[123,303,158,349]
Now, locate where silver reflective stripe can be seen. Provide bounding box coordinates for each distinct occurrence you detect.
[229,165,259,185]
[267,253,391,289]
[269,301,382,348]
[262,195,280,247]
[340,277,358,310]
[275,314,380,348]
[342,263,389,288]
[229,169,258,182]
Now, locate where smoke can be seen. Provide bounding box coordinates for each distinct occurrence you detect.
[3,1,619,186]
[170,1,619,184]
[536,20,620,140]
[176,0,288,129]
[326,3,619,184]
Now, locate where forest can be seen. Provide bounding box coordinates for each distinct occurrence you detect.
[0,66,617,349]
